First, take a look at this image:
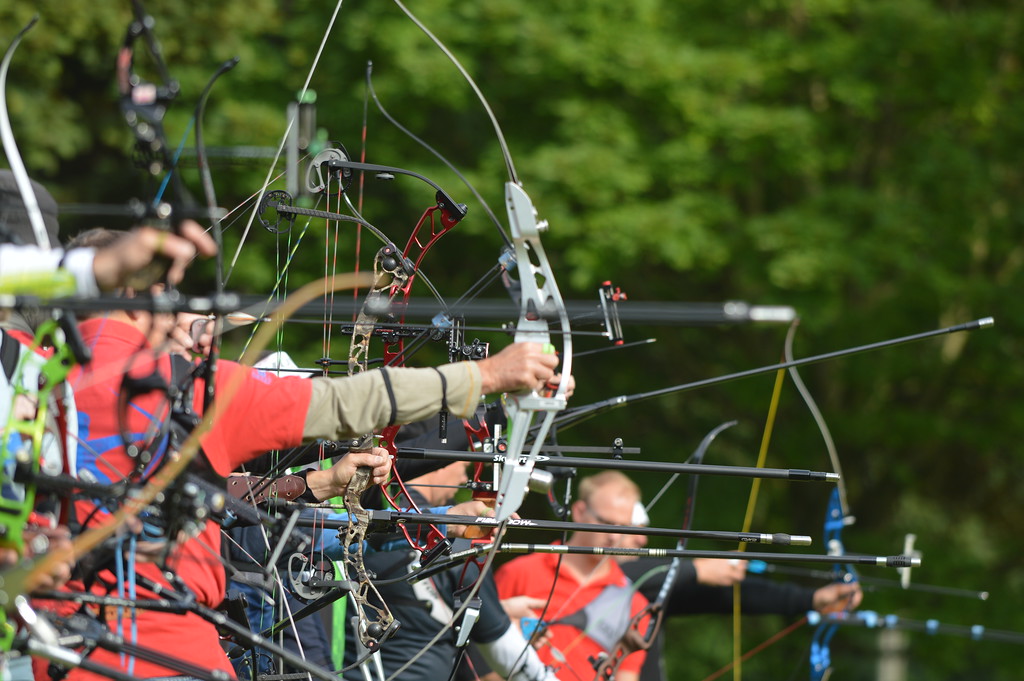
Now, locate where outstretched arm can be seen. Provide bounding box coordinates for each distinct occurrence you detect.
[302,342,561,442]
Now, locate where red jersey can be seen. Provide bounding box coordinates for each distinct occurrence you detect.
[495,549,650,681]
[53,317,312,680]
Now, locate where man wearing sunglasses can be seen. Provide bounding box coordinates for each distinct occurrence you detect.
[494,471,651,681]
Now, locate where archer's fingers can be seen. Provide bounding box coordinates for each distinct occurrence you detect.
[449,500,493,517]
[348,450,392,481]
[177,219,218,258]
[534,355,560,391]
[182,315,214,356]
[154,221,216,285]
[476,340,569,393]
[369,446,393,482]
[837,582,863,608]
[166,324,196,357]
[520,597,547,612]
[500,595,547,620]
[545,373,576,399]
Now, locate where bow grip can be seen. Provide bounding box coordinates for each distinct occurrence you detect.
[347,465,373,499]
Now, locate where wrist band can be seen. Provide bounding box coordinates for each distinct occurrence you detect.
[296,468,319,502]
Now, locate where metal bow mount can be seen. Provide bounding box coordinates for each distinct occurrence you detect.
[492,183,573,523]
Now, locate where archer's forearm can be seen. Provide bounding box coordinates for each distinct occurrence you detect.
[301,363,483,441]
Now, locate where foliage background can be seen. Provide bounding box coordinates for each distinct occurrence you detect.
[2,1,1022,678]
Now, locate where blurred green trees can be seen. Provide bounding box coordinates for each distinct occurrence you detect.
[2,1,1022,677]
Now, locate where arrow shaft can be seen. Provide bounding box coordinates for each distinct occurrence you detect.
[398,447,838,482]
[296,511,810,546]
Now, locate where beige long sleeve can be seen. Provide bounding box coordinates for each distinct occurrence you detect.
[302,362,484,442]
